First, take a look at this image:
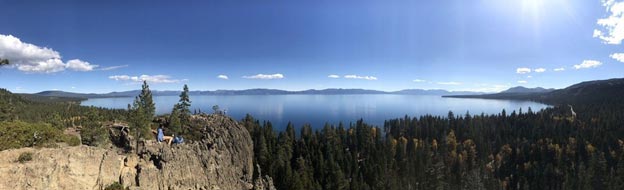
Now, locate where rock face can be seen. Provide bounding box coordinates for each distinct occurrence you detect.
[0,114,274,190]
[0,146,123,190]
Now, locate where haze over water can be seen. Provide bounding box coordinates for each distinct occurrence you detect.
[82,94,549,130]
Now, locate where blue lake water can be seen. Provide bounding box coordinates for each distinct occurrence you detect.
[82,95,549,130]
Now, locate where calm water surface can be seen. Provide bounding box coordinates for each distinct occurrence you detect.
[82,95,549,130]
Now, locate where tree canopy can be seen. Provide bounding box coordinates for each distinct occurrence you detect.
[246,102,624,190]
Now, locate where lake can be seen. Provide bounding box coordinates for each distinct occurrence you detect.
[82,95,549,130]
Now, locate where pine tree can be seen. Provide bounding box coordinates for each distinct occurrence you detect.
[611,154,624,189]
[463,168,484,190]
[129,81,156,149]
[178,84,191,125]
[80,109,107,146]
[170,84,191,134]
[169,106,182,134]
[591,152,608,189]
[425,156,448,190]
[212,105,220,114]
[578,163,593,190]
[256,130,270,172]
[0,99,14,121]
[138,81,155,118]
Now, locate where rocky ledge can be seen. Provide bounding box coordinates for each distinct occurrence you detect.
[0,114,275,190]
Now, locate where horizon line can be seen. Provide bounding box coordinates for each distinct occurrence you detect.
[19,86,552,94]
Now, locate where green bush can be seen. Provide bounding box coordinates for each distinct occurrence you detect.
[64,135,81,146]
[104,182,128,190]
[80,125,110,147]
[0,121,82,150]
[17,152,33,163]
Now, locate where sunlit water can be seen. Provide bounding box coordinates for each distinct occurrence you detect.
[82,95,549,130]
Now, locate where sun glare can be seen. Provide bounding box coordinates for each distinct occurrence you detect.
[522,0,544,20]
[515,0,577,38]
[520,0,576,20]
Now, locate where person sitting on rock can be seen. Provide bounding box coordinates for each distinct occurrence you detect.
[157,126,174,145]
[172,135,184,144]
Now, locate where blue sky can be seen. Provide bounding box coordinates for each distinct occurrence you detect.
[1,0,623,93]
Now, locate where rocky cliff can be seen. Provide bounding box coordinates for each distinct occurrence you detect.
[0,114,275,190]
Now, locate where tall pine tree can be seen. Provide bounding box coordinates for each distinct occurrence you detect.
[178,84,191,125]
[170,84,191,134]
[129,81,156,149]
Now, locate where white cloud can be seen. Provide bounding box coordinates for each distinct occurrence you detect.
[594,0,624,44]
[573,60,603,69]
[66,59,98,71]
[527,75,533,78]
[534,68,546,73]
[217,75,229,80]
[516,67,531,74]
[437,81,462,85]
[109,75,131,81]
[554,67,565,72]
[0,34,97,73]
[413,79,426,82]
[16,58,66,73]
[139,75,185,83]
[109,74,184,83]
[243,73,284,79]
[610,53,624,62]
[344,75,378,80]
[328,74,340,78]
[517,80,528,84]
[100,65,128,71]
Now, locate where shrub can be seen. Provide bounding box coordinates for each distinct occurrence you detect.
[17,152,33,163]
[0,121,83,150]
[104,182,128,190]
[0,121,58,150]
[64,135,81,146]
[80,125,110,147]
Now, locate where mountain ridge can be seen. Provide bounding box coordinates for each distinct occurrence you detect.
[500,86,555,94]
[29,88,485,99]
[444,78,624,105]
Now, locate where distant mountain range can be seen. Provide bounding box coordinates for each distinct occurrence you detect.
[499,86,555,94]
[392,89,480,95]
[17,78,624,106]
[27,88,485,99]
[445,78,624,105]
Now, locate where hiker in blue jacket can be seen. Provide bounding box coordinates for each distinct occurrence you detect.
[157,126,174,145]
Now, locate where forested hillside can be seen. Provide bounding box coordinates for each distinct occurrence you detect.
[1,88,126,124]
[245,104,624,189]
[0,88,127,150]
[244,78,624,190]
[446,78,624,106]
